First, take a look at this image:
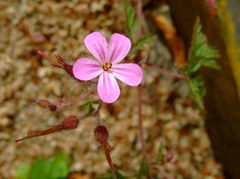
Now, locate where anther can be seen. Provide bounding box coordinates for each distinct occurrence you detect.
[102,62,112,71]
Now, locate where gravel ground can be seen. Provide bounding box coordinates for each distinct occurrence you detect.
[0,0,223,178]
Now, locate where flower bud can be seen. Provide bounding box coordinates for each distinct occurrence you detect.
[94,125,108,145]
[60,116,79,130]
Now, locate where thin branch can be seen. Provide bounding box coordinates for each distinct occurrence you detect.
[137,85,146,155]
[57,90,94,110]
[93,101,102,125]
[144,62,185,79]
[138,85,152,179]
[33,90,94,112]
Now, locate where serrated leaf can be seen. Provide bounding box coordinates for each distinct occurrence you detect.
[186,17,220,110]
[188,60,203,73]
[188,17,220,73]
[188,76,205,109]
[192,27,219,60]
[188,58,220,73]
[201,59,219,69]
[130,20,139,40]
[124,0,139,41]
[134,35,156,50]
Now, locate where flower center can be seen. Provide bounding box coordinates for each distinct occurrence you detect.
[102,62,112,71]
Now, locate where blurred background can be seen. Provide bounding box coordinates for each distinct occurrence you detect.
[2,0,240,178]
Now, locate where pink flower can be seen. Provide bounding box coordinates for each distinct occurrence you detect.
[73,32,143,103]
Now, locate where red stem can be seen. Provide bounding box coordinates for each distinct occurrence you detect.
[103,144,117,179]
[15,126,61,143]
[138,85,152,179]
[144,62,185,79]
[137,85,146,155]
[57,90,94,110]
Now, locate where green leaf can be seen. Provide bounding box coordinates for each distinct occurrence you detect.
[15,164,31,179]
[134,35,156,50]
[48,151,71,179]
[188,60,203,73]
[181,67,190,75]
[80,100,99,108]
[124,0,139,41]
[188,17,220,73]
[80,100,99,114]
[138,157,149,178]
[201,59,219,69]
[28,158,52,179]
[188,58,219,73]
[17,151,71,179]
[185,17,220,109]
[188,76,205,109]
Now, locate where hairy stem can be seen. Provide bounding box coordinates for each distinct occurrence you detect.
[138,85,152,179]
[144,62,185,79]
[58,90,94,110]
[137,85,146,155]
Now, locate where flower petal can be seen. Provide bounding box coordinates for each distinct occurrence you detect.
[73,58,103,81]
[107,33,131,64]
[84,32,108,63]
[97,72,120,103]
[112,63,143,86]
